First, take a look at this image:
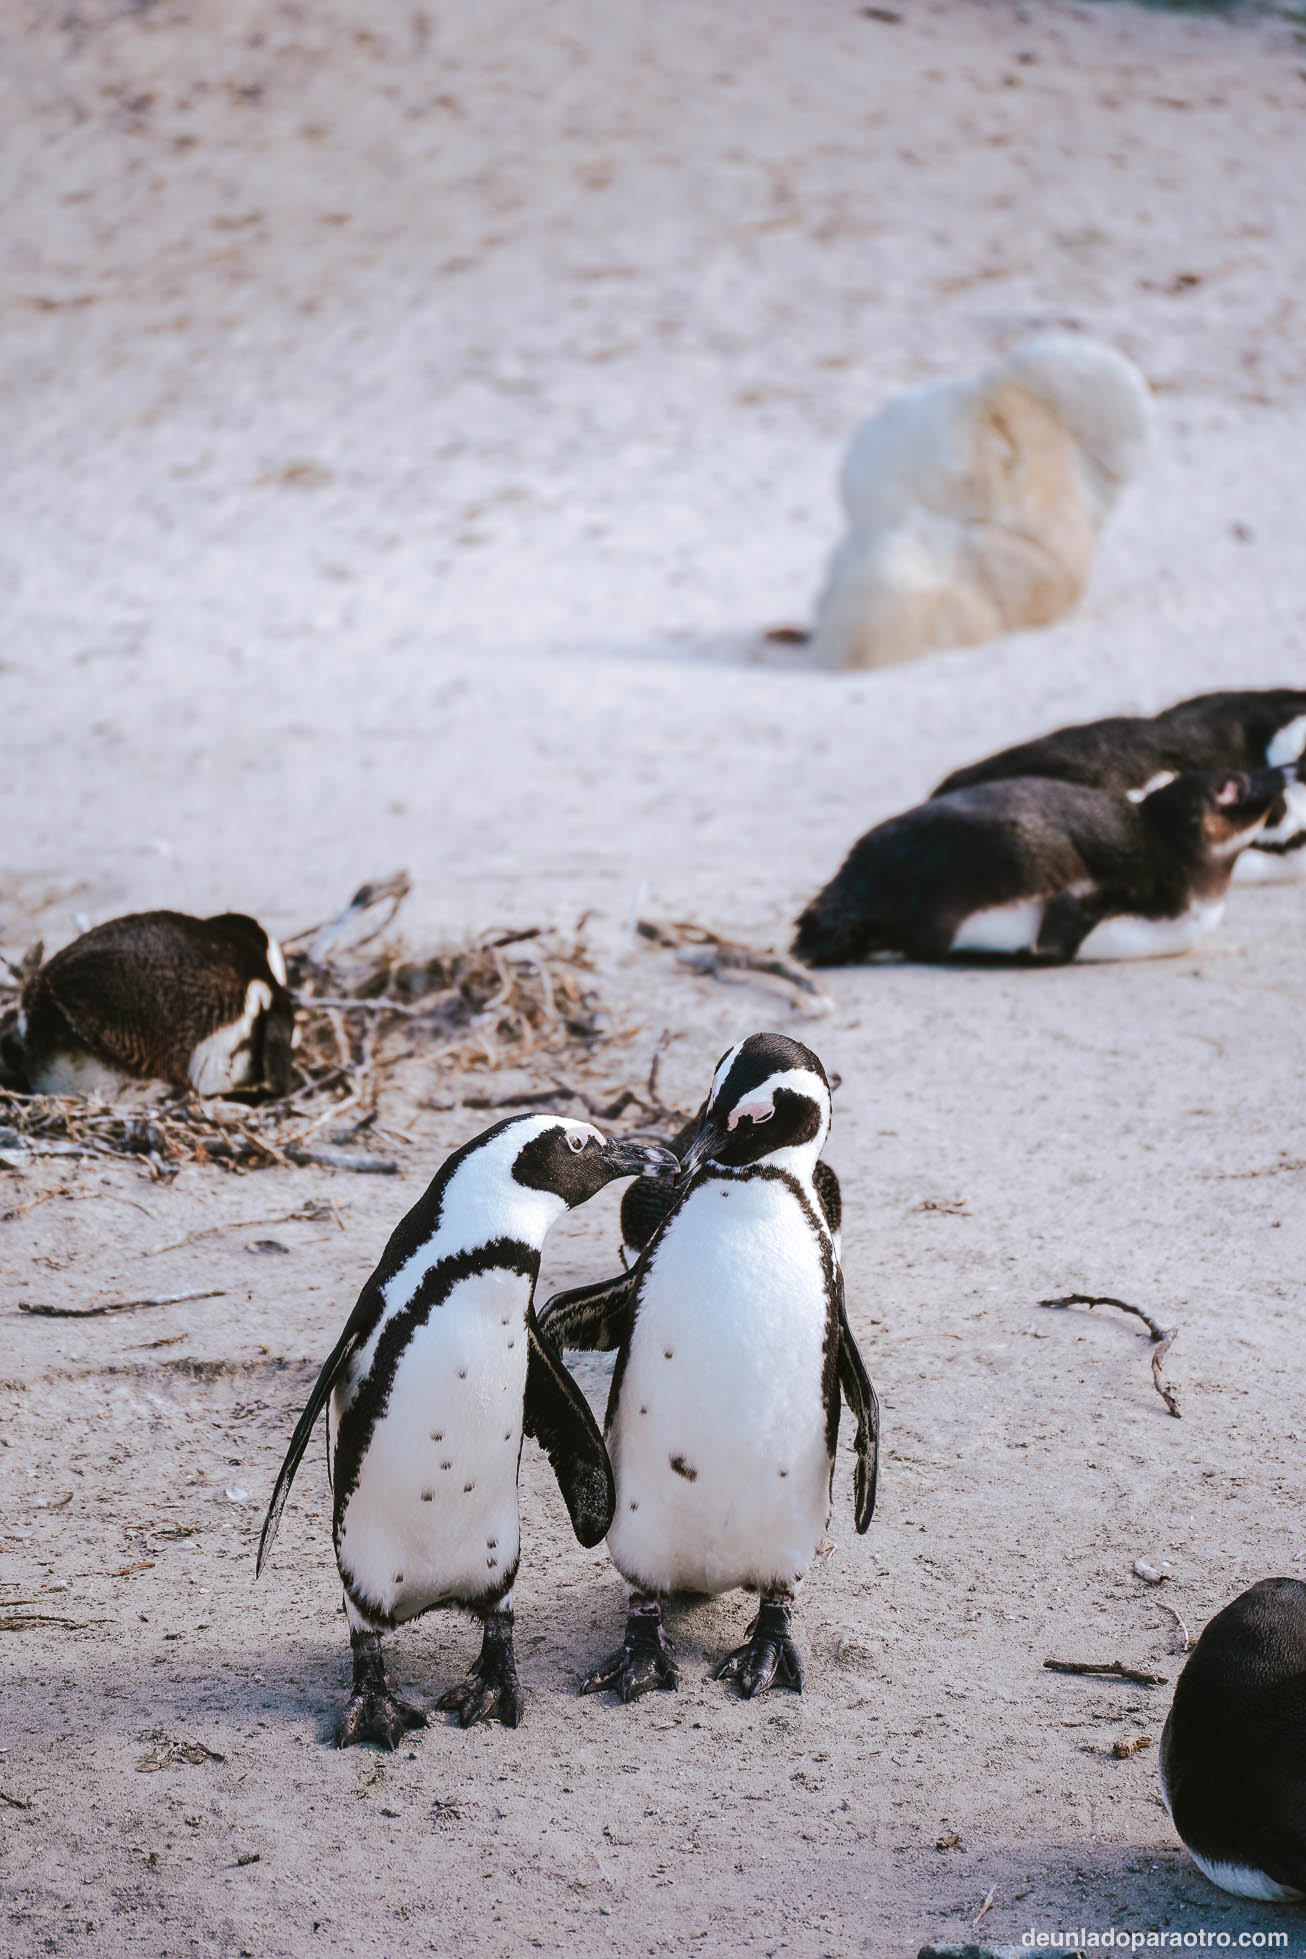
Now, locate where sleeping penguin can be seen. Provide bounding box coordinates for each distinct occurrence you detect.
[257,1114,677,1746]
[10,910,294,1098]
[933,688,1306,883]
[539,1032,878,1703]
[793,766,1292,968]
[1160,1578,1306,1901]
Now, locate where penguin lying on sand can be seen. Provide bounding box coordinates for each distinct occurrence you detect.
[793,766,1292,968]
[934,688,1306,883]
[8,910,293,1098]
[1161,1577,1306,1901]
[257,1114,677,1746]
[539,1032,878,1703]
[617,1101,842,1267]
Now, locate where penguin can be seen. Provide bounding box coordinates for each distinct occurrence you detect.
[792,766,1293,968]
[932,688,1306,884]
[257,1113,677,1746]
[11,910,293,1098]
[617,1101,843,1268]
[538,1032,878,1703]
[1160,1577,1306,1902]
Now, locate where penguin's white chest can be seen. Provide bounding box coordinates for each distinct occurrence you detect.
[331,1266,529,1624]
[607,1176,834,1598]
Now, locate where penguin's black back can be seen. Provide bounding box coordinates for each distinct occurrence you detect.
[1161,1577,1306,1896]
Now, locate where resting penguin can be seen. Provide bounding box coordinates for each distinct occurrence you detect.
[618,1100,843,1267]
[539,1032,878,1703]
[792,766,1293,968]
[933,688,1306,884]
[10,910,293,1098]
[1160,1578,1306,1901]
[257,1114,677,1746]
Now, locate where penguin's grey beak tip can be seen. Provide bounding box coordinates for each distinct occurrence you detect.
[600,1137,679,1179]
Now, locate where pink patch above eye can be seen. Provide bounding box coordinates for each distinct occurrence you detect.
[727,1100,774,1130]
[1215,778,1242,807]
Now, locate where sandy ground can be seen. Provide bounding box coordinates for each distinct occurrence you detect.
[4,1,1306,1953]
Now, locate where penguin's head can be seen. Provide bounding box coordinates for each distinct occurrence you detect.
[1140,765,1295,863]
[510,1117,679,1209]
[677,1032,832,1181]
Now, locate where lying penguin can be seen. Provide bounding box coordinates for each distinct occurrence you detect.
[257,1114,676,1745]
[1160,1577,1306,1901]
[792,766,1292,968]
[539,1032,878,1702]
[934,688,1306,884]
[9,910,294,1098]
[617,1101,842,1267]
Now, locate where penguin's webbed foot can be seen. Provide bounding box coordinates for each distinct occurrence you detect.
[581,1600,679,1703]
[714,1599,804,1699]
[437,1610,524,1729]
[335,1688,428,1750]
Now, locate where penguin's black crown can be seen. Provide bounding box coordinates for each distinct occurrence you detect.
[679,1031,831,1178]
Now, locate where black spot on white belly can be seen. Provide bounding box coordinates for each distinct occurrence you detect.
[431,1430,443,1441]
[457,1368,467,1379]
[421,1491,433,1502]
[487,1538,497,1549]
[778,1468,789,1479]
[463,1481,475,1494]
[440,1460,452,1470]
[663,1349,673,1360]
[639,1405,647,1415]
[669,1455,698,1482]
[629,1500,639,1511]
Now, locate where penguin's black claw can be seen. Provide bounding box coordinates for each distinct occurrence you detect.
[436,1661,524,1730]
[580,1604,679,1702]
[713,1600,804,1700]
[335,1690,428,1750]
[437,1609,524,1729]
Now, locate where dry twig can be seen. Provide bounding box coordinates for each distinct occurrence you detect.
[1039,1293,1181,1418]
[636,919,832,1015]
[1043,1658,1166,1686]
[18,1288,225,1320]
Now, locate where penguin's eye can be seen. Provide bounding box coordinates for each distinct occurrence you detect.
[566,1132,586,1154]
[752,1107,774,1125]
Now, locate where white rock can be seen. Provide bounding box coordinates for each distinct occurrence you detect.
[810,335,1151,670]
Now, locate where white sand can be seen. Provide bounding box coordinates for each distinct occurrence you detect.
[3,1,1306,1952]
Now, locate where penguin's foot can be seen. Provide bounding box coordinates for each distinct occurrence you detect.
[581,1599,679,1703]
[336,1625,428,1749]
[437,1610,524,1729]
[714,1599,804,1699]
[335,1687,429,1750]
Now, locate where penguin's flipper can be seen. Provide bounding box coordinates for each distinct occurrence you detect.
[536,1268,638,1352]
[837,1301,880,1534]
[256,1285,381,1576]
[523,1307,615,1547]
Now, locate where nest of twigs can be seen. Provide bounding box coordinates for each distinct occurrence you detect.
[0,878,646,1179]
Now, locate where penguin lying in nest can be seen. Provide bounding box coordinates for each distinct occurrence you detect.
[793,765,1293,968]
[934,687,1306,884]
[3,910,293,1099]
[1161,1578,1306,1902]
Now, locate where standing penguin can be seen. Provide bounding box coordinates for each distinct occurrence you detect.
[1160,1577,1306,1901]
[11,910,293,1098]
[539,1032,878,1702]
[257,1114,677,1746]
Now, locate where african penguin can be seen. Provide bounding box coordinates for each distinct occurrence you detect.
[257,1114,677,1746]
[793,766,1292,968]
[10,910,293,1099]
[933,688,1306,884]
[618,1100,843,1268]
[539,1032,878,1703]
[1160,1578,1306,1901]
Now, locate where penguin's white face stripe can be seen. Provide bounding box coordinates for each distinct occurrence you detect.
[558,1119,605,1153]
[719,1067,829,1130]
[708,1039,747,1108]
[187,978,273,1095]
[1266,713,1306,767]
[264,935,288,988]
[1127,770,1177,803]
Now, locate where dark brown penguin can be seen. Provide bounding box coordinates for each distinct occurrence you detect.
[11,910,293,1098]
[793,767,1292,968]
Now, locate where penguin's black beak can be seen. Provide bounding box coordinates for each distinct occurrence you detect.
[676,1115,728,1185]
[598,1137,679,1180]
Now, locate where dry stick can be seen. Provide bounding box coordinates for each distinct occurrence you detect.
[1039,1293,1181,1418]
[284,1147,396,1175]
[1043,1658,1166,1686]
[18,1287,226,1320]
[1157,1600,1192,1652]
